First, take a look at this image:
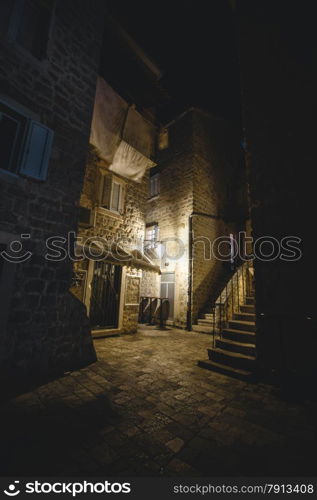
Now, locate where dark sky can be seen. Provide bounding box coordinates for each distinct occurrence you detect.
[104,0,241,121]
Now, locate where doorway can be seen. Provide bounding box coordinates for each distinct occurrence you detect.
[89,261,122,329]
[160,272,175,320]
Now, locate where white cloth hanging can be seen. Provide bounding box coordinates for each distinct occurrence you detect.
[90,77,128,164]
[109,140,155,183]
[90,77,156,182]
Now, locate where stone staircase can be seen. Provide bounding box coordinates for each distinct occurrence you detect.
[197,293,256,381]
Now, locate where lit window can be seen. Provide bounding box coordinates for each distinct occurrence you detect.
[100,174,125,214]
[0,98,54,180]
[157,128,169,150]
[149,173,160,198]
[145,224,159,250]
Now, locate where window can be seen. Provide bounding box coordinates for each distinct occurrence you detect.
[145,224,159,250]
[2,0,55,60]
[100,174,125,214]
[78,206,94,227]
[110,180,121,212]
[0,98,54,180]
[157,128,169,150]
[149,172,160,198]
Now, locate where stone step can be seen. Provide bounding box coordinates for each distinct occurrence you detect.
[246,296,255,305]
[228,319,256,332]
[216,337,256,356]
[192,324,213,334]
[234,311,256,322]
[198,359,253,381]
[222,328,256,343]
[203,313,213,321]
[208,347,256,371]
[240,304,255,314]
[197,318,213,326]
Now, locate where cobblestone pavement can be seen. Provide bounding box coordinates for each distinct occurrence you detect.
[1,326,316,477]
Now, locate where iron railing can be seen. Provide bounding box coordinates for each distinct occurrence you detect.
[139,296,170,329]
[211,260,254,347]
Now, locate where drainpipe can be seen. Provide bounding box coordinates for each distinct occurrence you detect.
[187,212,223,331]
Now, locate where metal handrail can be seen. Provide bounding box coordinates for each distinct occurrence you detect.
[139,296,170,329]
[211,260,254,348]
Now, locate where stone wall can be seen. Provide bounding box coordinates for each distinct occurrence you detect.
[191,111,246,322]
[140,269,160,299]
[146,108,245,327]
[146,111,194,327]
[0,1,105,387]
[72,147,155,335]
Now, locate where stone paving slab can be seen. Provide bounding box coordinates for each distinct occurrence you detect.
[0,325,316,476]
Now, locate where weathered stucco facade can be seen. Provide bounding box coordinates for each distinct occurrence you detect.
[0,0,105,387]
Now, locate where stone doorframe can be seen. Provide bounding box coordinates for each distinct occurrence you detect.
[84,258,126,336]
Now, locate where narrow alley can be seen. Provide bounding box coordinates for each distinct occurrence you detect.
[1,327,316,477]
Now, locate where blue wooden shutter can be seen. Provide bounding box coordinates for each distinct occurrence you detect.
[20,120,54,181]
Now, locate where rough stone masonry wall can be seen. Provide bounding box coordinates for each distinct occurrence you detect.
[144,109,245,327]
[0,1,105,386]
[237,3,316,388]
[78,160,148,244]
[73,153,152,334]
[191,110,245,322]
[145,112,194,327]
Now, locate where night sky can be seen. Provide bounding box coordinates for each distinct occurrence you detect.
[104,0,241,122]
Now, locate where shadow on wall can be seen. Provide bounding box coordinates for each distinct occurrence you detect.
[192,260,234,323]
[1,292,96,400]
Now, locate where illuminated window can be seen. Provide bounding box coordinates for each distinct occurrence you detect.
[157,128,169,150]
[145,223,159,250]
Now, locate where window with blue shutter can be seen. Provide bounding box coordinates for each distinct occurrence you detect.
[0,98,53,181]
[20,120,54,180]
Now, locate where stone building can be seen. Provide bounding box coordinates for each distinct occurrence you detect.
[0,0,105,387]
[143,108,247,329]
[70,77,160,338]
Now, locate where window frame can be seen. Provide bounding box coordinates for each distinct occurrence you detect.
[99,173,126,216]
[3,0,56,63]
[157,128,169,151]
[149,172,160,199]
[0,96,54,181]
[145,223,159,250]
